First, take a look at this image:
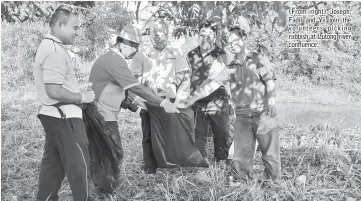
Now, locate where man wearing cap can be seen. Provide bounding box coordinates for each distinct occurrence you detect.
[33,5,96,201]
[180,20,231,163]
[88,24,179,194]
[130,19,190,173]
[226,16,282,186]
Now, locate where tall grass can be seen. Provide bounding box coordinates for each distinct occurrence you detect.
[1,82,361,200]
[1,18,361,201]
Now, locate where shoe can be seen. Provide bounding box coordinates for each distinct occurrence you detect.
[272,179,287,189]
[228,175,247,187]
[141,165,157,174]
[87,196,96,201]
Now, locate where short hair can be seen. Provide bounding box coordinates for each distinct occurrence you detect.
[49,5,79,27]
[229,27,248,39]
[150,19,169,35]
[198,20,217,33]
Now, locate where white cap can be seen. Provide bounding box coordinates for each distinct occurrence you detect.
[113,24,141,43]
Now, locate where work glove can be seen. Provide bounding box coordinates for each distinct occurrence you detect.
[81,90,95,103]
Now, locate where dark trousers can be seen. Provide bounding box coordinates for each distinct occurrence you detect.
[140,109,157,172]
[233,113,281,181]
[193,107,231,161]
[93,121,121,194]
[37,115,91,201]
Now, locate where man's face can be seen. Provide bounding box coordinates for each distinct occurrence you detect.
[151,29,168,50]
[59,14,80,45]
[121,41,139,59]
[198,27,216,52]
[228,31,246,54]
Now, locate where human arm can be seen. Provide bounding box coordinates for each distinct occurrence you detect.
[45,84,94,103]
[42,52,94,103]
[129,85,179,113]
[177,55,229,108]
[256,53,277,117]
[266,79,277,117]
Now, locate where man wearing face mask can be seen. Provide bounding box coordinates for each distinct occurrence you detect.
[130,19,191,173]
[88,24,179,195]
[180,20,231,164]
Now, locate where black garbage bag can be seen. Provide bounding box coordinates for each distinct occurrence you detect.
[146,104,209,168]
[81,103,123,185]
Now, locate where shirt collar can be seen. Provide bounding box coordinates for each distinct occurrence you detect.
[110,47,125,60]
[198,45,217,58]
[44,34,63,44]
[230,50,252,66]
[146,45,170,56]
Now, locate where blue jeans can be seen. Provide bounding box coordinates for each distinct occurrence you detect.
[233,111,281,181]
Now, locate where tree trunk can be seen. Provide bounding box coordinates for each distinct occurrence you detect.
[135,1,141,23]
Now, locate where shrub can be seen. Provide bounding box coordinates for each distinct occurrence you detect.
[1,21,47,89]
[1,2,135,89]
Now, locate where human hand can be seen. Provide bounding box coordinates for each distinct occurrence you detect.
[267,105,277,118]
[160,99,180,113]
[81,90,95,103]
[134,96,147,110]
[150,82,163,93]
[176,100,188,109]
[176,98,195,109]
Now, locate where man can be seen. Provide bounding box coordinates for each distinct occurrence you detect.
[226,16,282,186]
[181,20,231,163]
[130,19,191,173]
[33,5,95,201]
[88,24,179,194]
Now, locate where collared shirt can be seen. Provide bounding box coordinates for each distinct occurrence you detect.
[228,54,276,114]
[89,48,141,121]
[33,34,82,118]
[187,45,228,103]
[130,45,189,97]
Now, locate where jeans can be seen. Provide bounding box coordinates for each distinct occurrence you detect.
[233,111,281,181]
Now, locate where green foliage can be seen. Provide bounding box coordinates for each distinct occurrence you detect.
[74,2,134,61]
[1,21,48,89]
[1,1,360,94]
[1,1,95,23]
[1,2,135,89]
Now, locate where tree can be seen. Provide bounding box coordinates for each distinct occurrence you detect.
[146,1,360,87]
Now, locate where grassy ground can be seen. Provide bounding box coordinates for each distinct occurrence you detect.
[1,80,361,201]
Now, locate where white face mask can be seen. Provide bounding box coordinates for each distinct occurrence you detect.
[151,30,168,50]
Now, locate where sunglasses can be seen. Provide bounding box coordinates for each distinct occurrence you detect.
[122,38,140,49]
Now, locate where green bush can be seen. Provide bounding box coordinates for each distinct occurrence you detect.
[75,2,134,61]
[1,2,135,90]
[1,21,47,89]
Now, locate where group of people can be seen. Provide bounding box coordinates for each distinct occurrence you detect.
[33,5,282,201]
